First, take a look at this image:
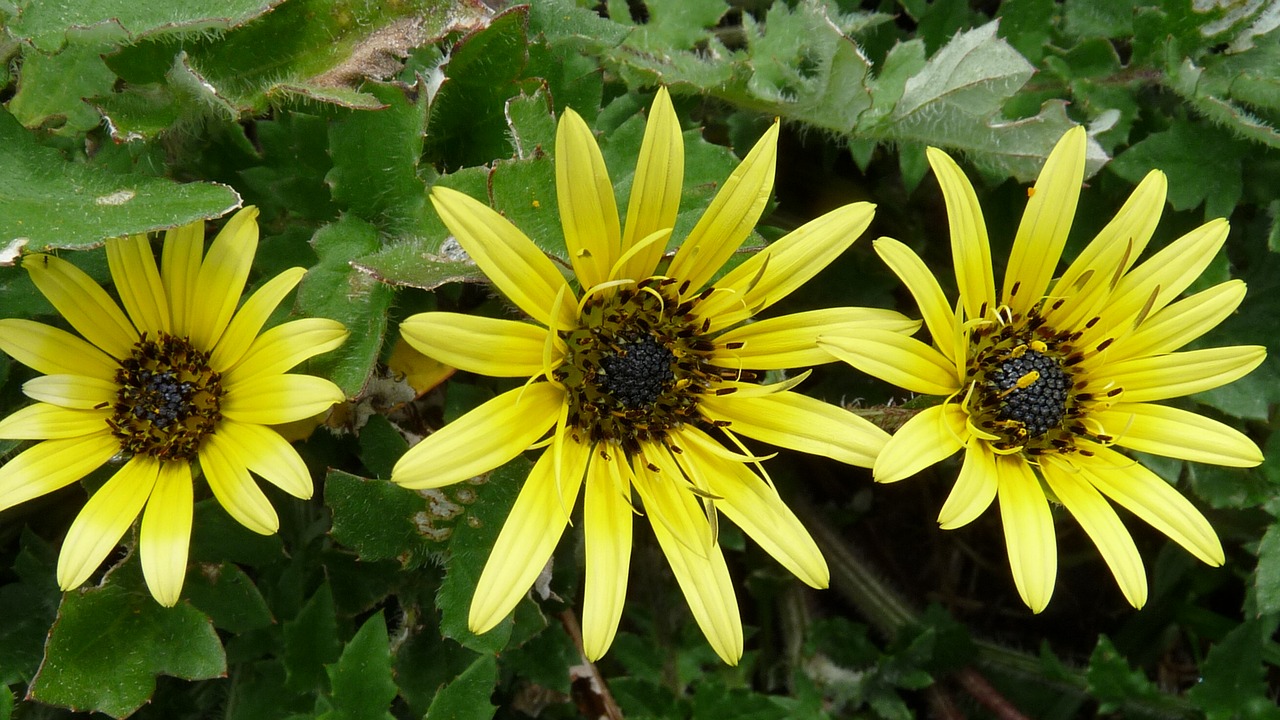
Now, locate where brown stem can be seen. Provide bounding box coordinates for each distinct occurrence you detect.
[558,609,626,720]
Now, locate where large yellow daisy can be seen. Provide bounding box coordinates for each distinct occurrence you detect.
[820,127,1265,612]
[0,207,348,606]
[392,88,916,664]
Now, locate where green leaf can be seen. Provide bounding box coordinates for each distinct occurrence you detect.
[325,469,465,568]
[1187,616,1280,720]
[282,581,341,694]
[1254,524,1280,616]
[0,108,240,250]
[437,458,529,654]
[320,612,397,720]
[1085,635,1160,714]
[7,43,115,134]
[0,530,61,686]
[6,0,284,52]
[423,654,497,720]
[28,567,226,718]
[297,217,394,397]
[184,562,274,634]
[1108,119,1248,219]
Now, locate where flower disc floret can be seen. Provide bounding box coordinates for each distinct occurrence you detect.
[111,332,224,461]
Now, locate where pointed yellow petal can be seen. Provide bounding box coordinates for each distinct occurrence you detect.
[874,403,967,483]
[680,427,828,588]
[1003,126,1086,316]
[820,329,961,396]
[1078,444,1224,566]
[25,254,137,359]
[996,456,1056,613]
[556,108,621,288]
[430,186,574,329]
[213,420,313,499]
[200,435,278,535]
[58,456,160,591]
[470,437,589,633]
[400,312,548,378]
[668,121,779,294]
[926,146,995,319]
[619,86,683,280]
[710,307,918,370]
[161,220,204,338]
[1041,457,1147,608]
[0,434,118,511]
[139,461,193,606]
[1104,281,1246,363]
[22,374,118,409]
[106,234,171,334]
[1095,403,1263,467]
[391,383,562,489]
[699,389,888,468]
[221,374,345,425]
[874,237,958,364]
[209,267,307,371]
[582,449,635,661]
[0,319,119,380]
[937,441,998,529]
[632,451,743,665]
[190,207,260,350]
[1100,346,1265,403]
[0,403,109,439]
[224,318,348,381]
[1045,170,1167,330]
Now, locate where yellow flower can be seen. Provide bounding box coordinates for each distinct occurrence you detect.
[0,207,348,606]
[393,88,915,664]
[821,127,1265,612]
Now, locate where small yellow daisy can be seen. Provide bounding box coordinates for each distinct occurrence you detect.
[0,207,348,606]
[392,88,917,664]
[821,127,1265,611]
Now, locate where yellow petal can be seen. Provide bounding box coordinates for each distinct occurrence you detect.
[0,434,118,511]
[1041,457,1147,608]
[25,254,138,359]
[699,389,888,468]
[0,403,110,439]
[213,420,313,499]
[209,267,307,372]
[221,374,345,425]
[225,318,349,382]
[200,434,278,535]
[874,403,967,483]
[1078,444,1224,566]
[0,319,119,380]
[937,441,998,529]
[668,121,779,294]
[161,219,204,338]
[874,237,958,365]
[1003,126,1085,316]
[23,374,118,409]
[58,456,160,591]
[469,437,590,634]
[820,329,961,396]
[430,186,574,329]
[400,312,548,378]
[695,202,875,330]
[618,86,683,280]
[1104,281,1246,363]
[1100,346,1265,403]
[190,207,260,351]
[710,307,918,370]
[1094,403,1263,467]
[996,456,1056,613]
[632,448,743,665]
[926,146,996,320]
[1045,170,1167,330]
[106,234,171,334]
[581,448,634,661]
[679,427,828,588]
[556,108,621,288]
[139,461,193,606]
[391,383,562,489]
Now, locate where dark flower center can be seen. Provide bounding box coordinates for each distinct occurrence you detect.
[989,349,1068,438]
[599,335,676,409]
[109,332,224,461]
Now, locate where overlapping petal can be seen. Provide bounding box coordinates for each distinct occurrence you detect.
[710,307,918,370]
[107,233,171,335]
[25,254,138,359]
[937,441,997,529]
[189,206,259,351]
[582,449,634,661]
[57,456,160,591]
[139,462,194,606]
[926,147,996,319]
[699,389,888,468]
[0,319,118,380]
[557,108,622,288]
[1096,403,1262,467]
[618,86,683,281]
[820,329,961,395]
[874,404,968,483]
[874,237,958,363]
[401,312,548,378]
[997,456,1056,613]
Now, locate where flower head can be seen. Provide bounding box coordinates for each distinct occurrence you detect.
[0,207,348,605]
[393,88,914,664]
[821,127,1265,612]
